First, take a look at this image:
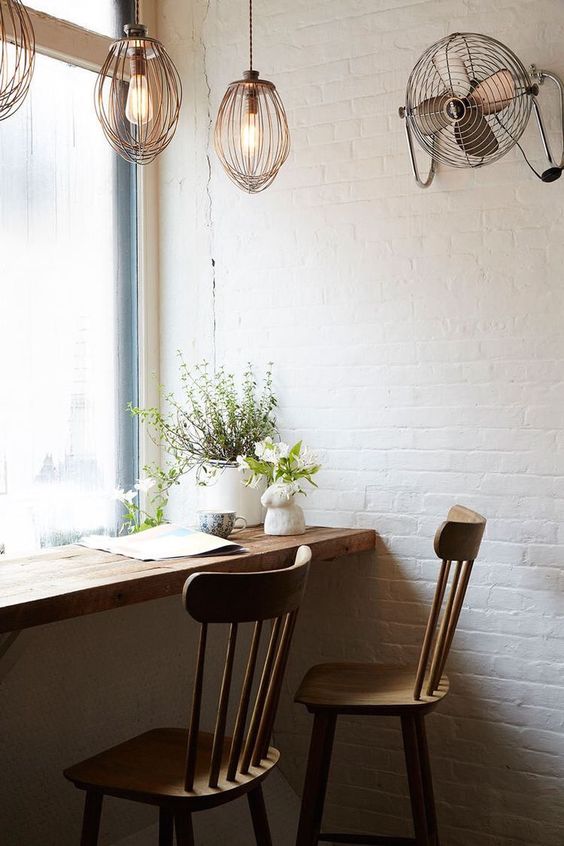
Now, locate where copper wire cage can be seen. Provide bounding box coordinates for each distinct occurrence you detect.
[0,0,35,121]
[215,69,290,193]
[214,0,290,193]
[403,32,534,171]
[95,23,182,165]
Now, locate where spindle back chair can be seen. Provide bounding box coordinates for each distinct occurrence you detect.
[64,545,311,846]
[183,544,311,791]
[413,504,486,700]
[294,507,486,846]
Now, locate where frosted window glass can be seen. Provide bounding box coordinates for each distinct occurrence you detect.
[35,0,132,37]
[0,54,137,556]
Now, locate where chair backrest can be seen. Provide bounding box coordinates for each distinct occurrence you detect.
[413,506,486,700]
[181,545,311,790]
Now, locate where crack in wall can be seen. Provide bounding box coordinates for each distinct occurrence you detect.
[201,0,216,369]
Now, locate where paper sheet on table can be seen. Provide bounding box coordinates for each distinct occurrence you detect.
[79,524,247,561]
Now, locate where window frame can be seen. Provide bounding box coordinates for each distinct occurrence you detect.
[15,1,161,480]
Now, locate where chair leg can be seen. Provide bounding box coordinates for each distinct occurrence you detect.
[296,711,337,846]
[174,811,195,846]
[248,784,273,846]
[159,807,174,846]
[401,714,432,846]
[80,790,103,846]
[414,715,439,846]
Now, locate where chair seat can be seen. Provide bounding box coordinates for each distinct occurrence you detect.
[64,728,279,809]
[295,663,449,714]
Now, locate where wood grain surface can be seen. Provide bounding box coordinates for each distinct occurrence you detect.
[0,526,376,633]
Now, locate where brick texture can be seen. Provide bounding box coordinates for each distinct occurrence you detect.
[158,1,564,843]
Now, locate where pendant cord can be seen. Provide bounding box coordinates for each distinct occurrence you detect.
[249,0,253,71]
[135,0,140,24]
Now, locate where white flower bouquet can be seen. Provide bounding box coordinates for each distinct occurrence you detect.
[237,438,321,498]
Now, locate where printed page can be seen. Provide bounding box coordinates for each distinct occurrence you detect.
[80,524,246,561]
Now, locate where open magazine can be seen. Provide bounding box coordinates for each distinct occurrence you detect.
[79,524,248,562]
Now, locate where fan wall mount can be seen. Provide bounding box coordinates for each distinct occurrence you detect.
[399,32,564,187]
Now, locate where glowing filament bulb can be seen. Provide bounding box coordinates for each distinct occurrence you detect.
[241,90,259,157]
[241,112,259,155]
[126,54,153,126]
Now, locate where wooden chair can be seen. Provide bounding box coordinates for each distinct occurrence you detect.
[64,545,311,846]
[294,506,486,846]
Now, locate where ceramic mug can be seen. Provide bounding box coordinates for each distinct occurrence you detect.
[197,510,247,539]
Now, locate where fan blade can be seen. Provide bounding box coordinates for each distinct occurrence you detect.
[469,68,515,115]
[432,46,470,96]
[413,95,451,134]
[454,113,499,158]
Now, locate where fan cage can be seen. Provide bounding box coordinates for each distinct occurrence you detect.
[0,0,35,121]
[214,72,290,193]
[95,30,182,166]
[405,32,533,168]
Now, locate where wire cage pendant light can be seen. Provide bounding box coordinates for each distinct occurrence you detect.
[95,0,182,165]
[214,0,290,193]
[0,0,35,121]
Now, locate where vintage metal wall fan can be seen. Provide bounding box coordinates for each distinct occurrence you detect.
[399,32,564,187]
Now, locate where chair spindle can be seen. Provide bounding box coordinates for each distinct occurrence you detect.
[260,609,299,760]
[426,561,462,695]
[184,623,208,791]
[434,559,474,686]
[227,620,263,781]
[254,610,298,765]
[209,622,239,788]
[413,559,451,700]
[240,616,283,774]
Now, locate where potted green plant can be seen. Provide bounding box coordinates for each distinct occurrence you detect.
[131,356,277,526]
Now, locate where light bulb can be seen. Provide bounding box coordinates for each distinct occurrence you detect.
[241,111,259,155]
[126,72,153,126]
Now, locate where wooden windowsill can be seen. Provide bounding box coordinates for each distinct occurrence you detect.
[0,526,376,634]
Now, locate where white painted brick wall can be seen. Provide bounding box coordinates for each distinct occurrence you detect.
[158,0,564,843]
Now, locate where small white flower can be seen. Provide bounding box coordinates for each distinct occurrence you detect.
[255,437,275,460]
[135,477,155,493]
[263,447,279,464]
[123,489,137,504]
[112,487,126,502]
[277,442,290,459]
[296,444,318,471]
[259,439,281,464]
[236,455,250,472]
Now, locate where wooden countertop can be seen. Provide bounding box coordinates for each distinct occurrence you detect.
[0,526,376,633]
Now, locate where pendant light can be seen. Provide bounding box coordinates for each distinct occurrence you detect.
[94,0,182,165]
[0,0,35,120]
[214,0,290,193]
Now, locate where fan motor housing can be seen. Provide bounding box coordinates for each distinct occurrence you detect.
[445,98,466,120]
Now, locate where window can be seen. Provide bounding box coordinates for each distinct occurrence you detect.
[0,3,137,555]
[34,1,125,37]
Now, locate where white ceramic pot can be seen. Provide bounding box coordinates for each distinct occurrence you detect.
[261,484,306,536]
[199,462,264,527]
